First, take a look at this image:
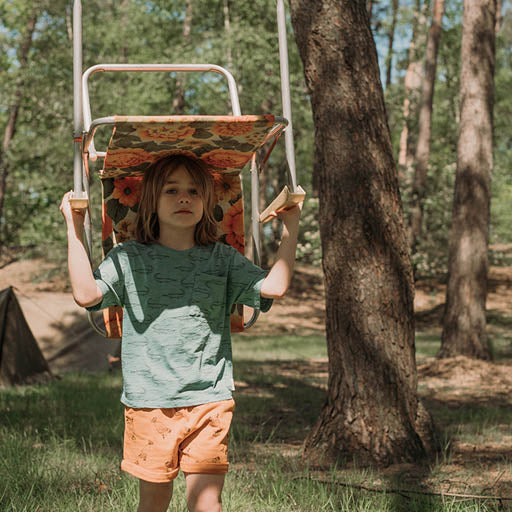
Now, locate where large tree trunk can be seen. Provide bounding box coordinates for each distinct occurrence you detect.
[397,0,427,180]
[0,11,38,250]
[289,0,434,465]
[407,0,445,253]
[172,0,193,114]
[385,0,400,89]
[439,0,496,360]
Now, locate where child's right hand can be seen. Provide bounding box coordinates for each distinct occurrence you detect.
[59,191,86,228]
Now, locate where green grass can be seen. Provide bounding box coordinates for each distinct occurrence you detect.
[1,335,511,511]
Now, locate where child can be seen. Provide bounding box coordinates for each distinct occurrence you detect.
[60,155,301,512]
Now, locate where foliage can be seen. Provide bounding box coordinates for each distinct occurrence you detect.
[2,0,512,275]
[384,0,512,277]
[0,0,314,266]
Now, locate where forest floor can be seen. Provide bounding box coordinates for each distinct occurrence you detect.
[1,257,512,504]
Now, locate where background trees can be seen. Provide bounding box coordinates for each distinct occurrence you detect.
[440,0,497,359]
[1,0,512,465]
[289,0,433,464]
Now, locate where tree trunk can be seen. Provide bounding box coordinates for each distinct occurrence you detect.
[495,0,503,32]
[385,0,400,89]
[289,0,434,465]
[407,0,444,253]
[397,0,427,180]
[367,0,374,23]
[172,0,193,114]
[223,0,233,70]
[0,11,38,249]
[439,0,496,360]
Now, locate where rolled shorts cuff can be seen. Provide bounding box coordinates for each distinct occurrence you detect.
[121,459,179,483]
[181,462,229,475]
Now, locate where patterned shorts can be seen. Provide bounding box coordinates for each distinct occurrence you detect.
[121,399,235,483]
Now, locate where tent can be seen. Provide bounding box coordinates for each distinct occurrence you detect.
[0,286,52,386]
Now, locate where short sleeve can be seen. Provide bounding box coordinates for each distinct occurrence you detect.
[227,248,273,313]
[85,246,125,312]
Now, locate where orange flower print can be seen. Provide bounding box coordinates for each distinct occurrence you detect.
[104,148,153,169]
[116,219,136,242]
[221,199,245,253]
[213,173,241,202]
[212,121,254,137]
[202,149,251,169]
[136,124,195,142]
[112,177,143,208]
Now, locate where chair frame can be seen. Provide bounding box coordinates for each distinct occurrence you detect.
[71,0,299,336]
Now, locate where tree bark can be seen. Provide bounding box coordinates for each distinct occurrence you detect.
[439,0,496,360]
[367,0,374,23]
[407,0,444,253]
[397,0,427,180]
[495,0,503,32]
[0,11,38,249]
[289,0,434,465]
[172,0,193,114]
[385,0,400,89]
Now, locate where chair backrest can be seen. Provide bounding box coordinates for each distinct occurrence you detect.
[98,115,287,337]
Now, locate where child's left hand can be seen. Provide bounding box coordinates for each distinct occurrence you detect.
[270,202,303,227]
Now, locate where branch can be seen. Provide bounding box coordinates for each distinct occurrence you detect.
[292,476,512,502]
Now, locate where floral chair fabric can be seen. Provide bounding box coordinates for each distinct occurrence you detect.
[98,115,286,338]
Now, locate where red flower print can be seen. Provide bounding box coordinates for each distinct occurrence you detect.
[112,177,143,208]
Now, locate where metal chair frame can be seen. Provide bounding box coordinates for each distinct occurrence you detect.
[71,0,298,336]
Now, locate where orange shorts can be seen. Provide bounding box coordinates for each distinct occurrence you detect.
[121,399,234,483]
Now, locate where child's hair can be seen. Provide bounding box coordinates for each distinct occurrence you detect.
[135,155,218,245]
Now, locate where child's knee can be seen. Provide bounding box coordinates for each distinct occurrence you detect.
[185,473,224,512]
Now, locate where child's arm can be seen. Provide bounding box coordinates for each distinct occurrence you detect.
[260,203,302,299]
[60,191,103,308]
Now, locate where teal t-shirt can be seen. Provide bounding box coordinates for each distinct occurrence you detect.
[87,241,272,408]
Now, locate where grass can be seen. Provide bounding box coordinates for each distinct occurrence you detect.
[1,334,511,511]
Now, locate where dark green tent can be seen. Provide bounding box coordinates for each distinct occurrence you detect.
[0,287,52,386]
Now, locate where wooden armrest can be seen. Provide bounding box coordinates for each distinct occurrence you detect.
[259,185,306,223]
[69,192,89,210]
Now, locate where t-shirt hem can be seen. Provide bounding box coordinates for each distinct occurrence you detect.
[121,391,234,409]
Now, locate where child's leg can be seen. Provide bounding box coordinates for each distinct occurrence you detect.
[138,479,173,512]
[184,473,225,512]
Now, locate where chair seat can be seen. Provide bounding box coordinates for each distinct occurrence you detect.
[97,115,286,338]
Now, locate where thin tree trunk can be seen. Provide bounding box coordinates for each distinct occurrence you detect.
[289,0,434,465]
[407,0,444,253]
[495,0,503,32]
[0,12,38,249]
[397,0,427,180]
[367,0,374,22]
[223,0,233,70]
[439,0,496,360]
[385,0,400,89]
[172,0,193,114]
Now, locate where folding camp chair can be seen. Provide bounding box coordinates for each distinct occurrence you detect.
[70,0,304,338]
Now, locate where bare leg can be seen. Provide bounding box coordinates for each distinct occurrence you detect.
[184,473,225,512]
[137,479,173,512]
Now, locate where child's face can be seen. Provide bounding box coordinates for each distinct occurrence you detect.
[157,165,204,235]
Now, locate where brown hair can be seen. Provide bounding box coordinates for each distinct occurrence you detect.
[135,155,218,245]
